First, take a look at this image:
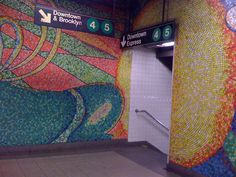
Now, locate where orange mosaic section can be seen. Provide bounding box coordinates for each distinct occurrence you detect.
[133,0,163,30]
[168,0,234,167]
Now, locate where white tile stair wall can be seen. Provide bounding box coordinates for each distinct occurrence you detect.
[128,47,172,154]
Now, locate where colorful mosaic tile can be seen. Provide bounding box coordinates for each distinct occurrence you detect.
[133,0,236,176]
[192,149,235,177]
[0,0,130,146]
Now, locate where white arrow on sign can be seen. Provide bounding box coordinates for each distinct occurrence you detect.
[39,9,51,23]
[121,36,126,47]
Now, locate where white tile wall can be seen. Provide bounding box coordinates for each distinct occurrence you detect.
[128,47,172,154]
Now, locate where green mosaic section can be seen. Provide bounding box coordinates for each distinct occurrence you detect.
[53,89,85,143]
[1,33,29,50]
[19,21,42,36]
[60,33,114,59]
[39,51,48,58]
[1,70,30,88]
[0,0,34,17]
[51,53,115,84]
[224,131,236,168]
[2,33,15,48]
[19,21,56,44]
[56,0,111,19]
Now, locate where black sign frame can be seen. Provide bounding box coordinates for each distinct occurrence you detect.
[120,21,175,49]
[34,4,115,37]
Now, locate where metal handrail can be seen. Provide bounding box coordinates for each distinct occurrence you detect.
[135,109,169,131]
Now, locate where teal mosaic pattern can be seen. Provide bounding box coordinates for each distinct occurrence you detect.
[0,81,77,146]
[68,84,123,142]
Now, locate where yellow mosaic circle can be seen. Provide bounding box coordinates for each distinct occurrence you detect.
[134,0,234,167]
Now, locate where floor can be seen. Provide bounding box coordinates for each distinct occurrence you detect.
[0,145,183,177]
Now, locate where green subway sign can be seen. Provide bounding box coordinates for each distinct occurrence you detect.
[35,4,114,37]
[120,21,175,48]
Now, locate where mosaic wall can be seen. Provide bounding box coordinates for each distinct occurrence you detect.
[0,0,130,146]
[133,0,236,176]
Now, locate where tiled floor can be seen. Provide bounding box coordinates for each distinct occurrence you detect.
[115,145,182,177]
[0,145,182,177]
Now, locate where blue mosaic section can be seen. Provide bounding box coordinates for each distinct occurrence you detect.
[68,84,123,142]
[231,111,236,133]
[221,0,236,8]
[192,149,235,177]
[0,81,77,146]
[191,111,236,177]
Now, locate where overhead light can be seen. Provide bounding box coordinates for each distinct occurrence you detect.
[156,41,175,47]
[162,41,175,46]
